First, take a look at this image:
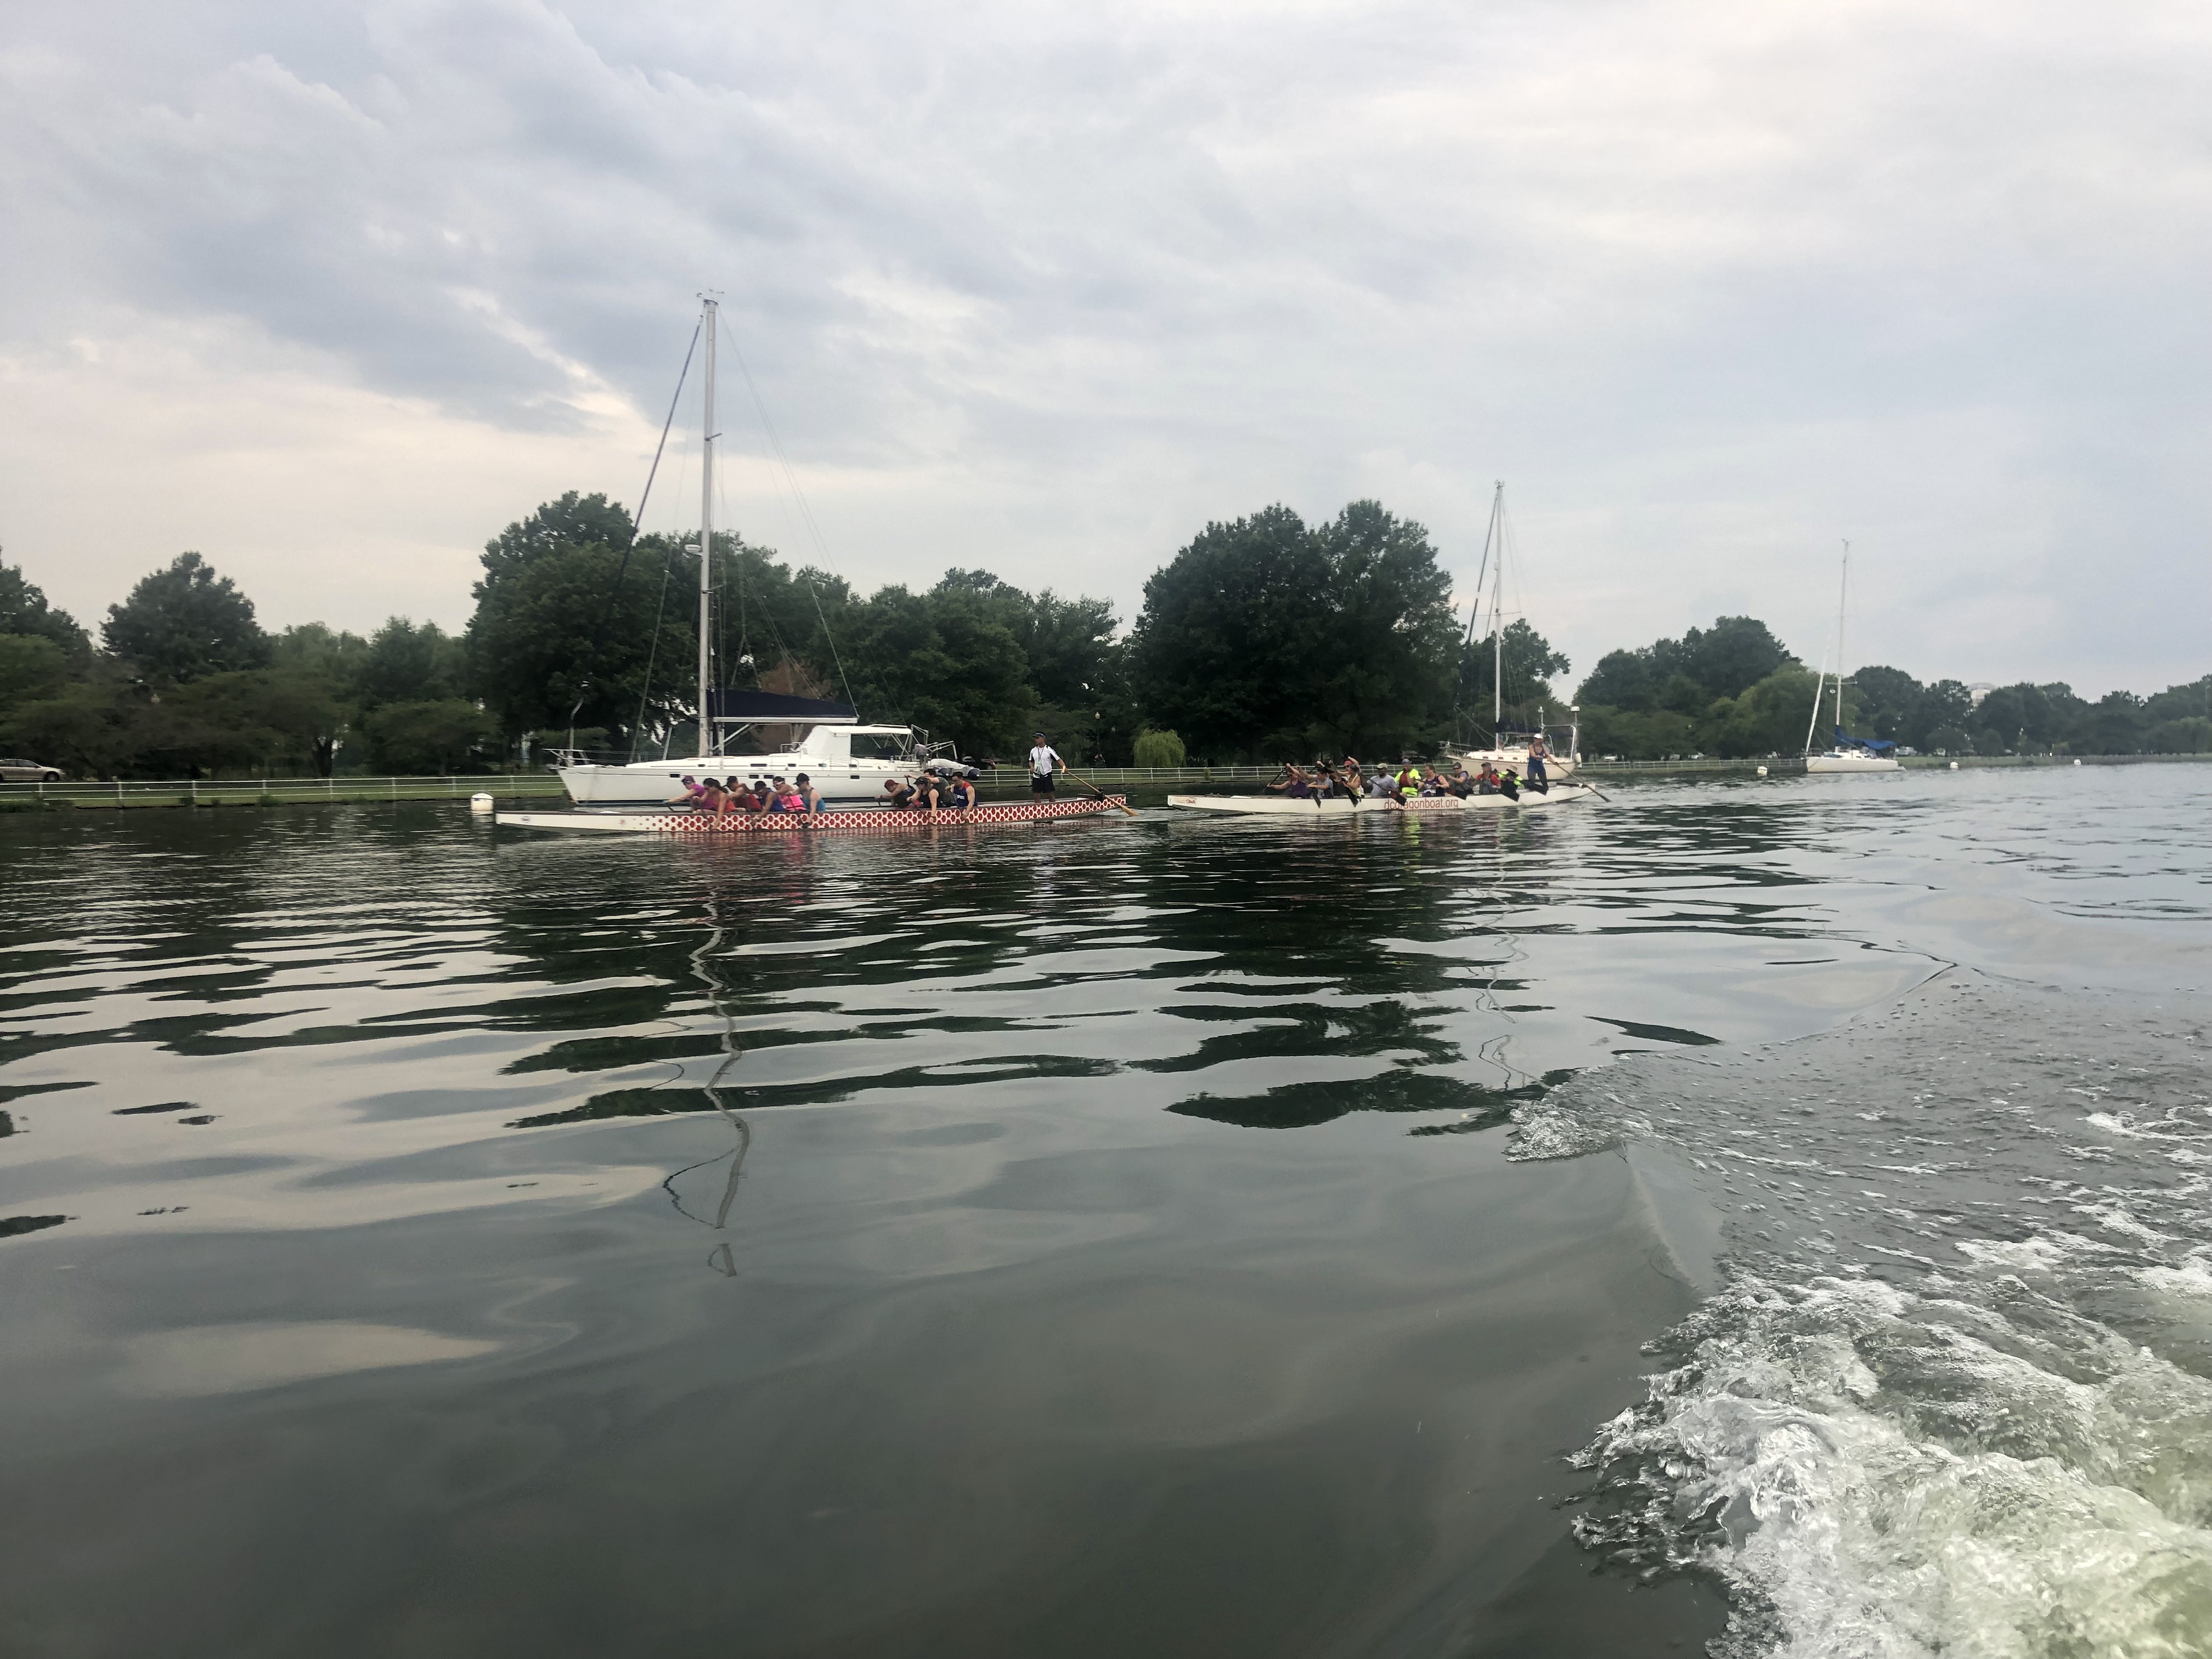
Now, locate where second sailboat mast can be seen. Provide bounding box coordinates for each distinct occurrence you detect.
[1834,540,1849,734]
[697,296,718,760]
[1489,484,1504,735]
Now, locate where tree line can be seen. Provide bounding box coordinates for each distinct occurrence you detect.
[1573,619,2212,759]
[2,493,2207,777]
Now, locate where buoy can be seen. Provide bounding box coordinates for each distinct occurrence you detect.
[470,792,495,814]
[1756,765,1768,777]
[1949,761,1959,770]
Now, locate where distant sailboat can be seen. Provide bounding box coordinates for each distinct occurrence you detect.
[1803,541,1900,774]
[1444,483,1578,777]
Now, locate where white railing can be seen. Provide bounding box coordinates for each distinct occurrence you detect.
[0,773,569,806]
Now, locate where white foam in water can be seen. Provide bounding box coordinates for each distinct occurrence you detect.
[1579,1267,2212,1658]
[1538,979,2212,1657]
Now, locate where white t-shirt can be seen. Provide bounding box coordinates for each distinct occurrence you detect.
[1028,744,1061,777]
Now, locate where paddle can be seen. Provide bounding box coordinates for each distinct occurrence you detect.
[1059,767,1138,817]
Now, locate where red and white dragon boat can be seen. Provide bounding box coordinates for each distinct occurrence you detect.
[496,795,1128,836]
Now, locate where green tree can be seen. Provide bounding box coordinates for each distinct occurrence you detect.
[0,635,74,715]
[2147,717,2212,754]
[275,623,370,690]
[164,670,348,774]
[1310,501,1461,756]
[478,492,637,591]
[1130,501,1457,761]
[1132,728,1187,768]
[269,624,368,774]
[0,667,329,778]
[466,506,693,744]
[1574,704,1702,760]
[360,699,499,774]
[834,582,1039,758]
[0,556,90,659]
[1972,682,2085,754]
[360,618,465,709]
[1850,665,1922,742]
[912,571,1128,760]
[715,546,852,697]
[1,675,143,776]
[1683,617,1795,700]
[1910,681,1974,751]
[1459,619,1572,737]
[103,552,272,682]
[1705,667,1829,756]
[1128,505,1324,761]
[1577,647,1660,713]
[1577,617,1795,712]
[2073,691,2146,755]
[2145,675,2212,728]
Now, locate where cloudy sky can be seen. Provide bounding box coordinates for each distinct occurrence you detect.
[3,0,2208,695]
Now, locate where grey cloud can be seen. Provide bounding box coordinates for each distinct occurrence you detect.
[3,0,2210,688]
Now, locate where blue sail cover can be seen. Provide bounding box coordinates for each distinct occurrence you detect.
[708,690,856,724]
[1833,726,1897,753]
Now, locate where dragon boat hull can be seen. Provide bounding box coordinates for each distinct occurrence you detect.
[1165,786,1596,816]
[496,795,1127,835]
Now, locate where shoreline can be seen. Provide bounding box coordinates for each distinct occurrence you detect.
[6,747,2210,814]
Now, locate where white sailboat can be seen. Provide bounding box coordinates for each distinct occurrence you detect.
[1803,541,1901,774]
[554,296,956,809]
[1441,483,1578,779]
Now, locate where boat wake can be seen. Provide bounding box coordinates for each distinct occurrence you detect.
[1510,973,2212,1658]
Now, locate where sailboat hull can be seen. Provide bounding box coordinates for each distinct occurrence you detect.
[558,757,913,806]
[1805,753,1900,773]
[1442,746,1578,777]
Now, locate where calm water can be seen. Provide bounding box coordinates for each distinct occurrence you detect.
[1,767,2207,1658]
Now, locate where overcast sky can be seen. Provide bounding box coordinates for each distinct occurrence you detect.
[4,0,2208,696]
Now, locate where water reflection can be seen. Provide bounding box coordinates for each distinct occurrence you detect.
[0,786,1988,1246]
[659,903,755,1278]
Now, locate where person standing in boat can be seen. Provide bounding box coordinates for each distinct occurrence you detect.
[1028,731,1063,797]
[1525,732,1550,788]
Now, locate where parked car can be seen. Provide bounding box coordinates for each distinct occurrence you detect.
[0,757,64,783]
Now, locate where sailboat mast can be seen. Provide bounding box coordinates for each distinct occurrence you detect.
[1833,540,1849,734]
[697,296,718,760]
[1491,483,1504,735]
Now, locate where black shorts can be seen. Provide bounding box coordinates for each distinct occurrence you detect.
[1031,773,1054,794]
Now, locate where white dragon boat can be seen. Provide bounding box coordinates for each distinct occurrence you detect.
[1165,785,1597,817]
[498,795,1128,835]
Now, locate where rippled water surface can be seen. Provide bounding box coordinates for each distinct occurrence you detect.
[2,766,2208,1658]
